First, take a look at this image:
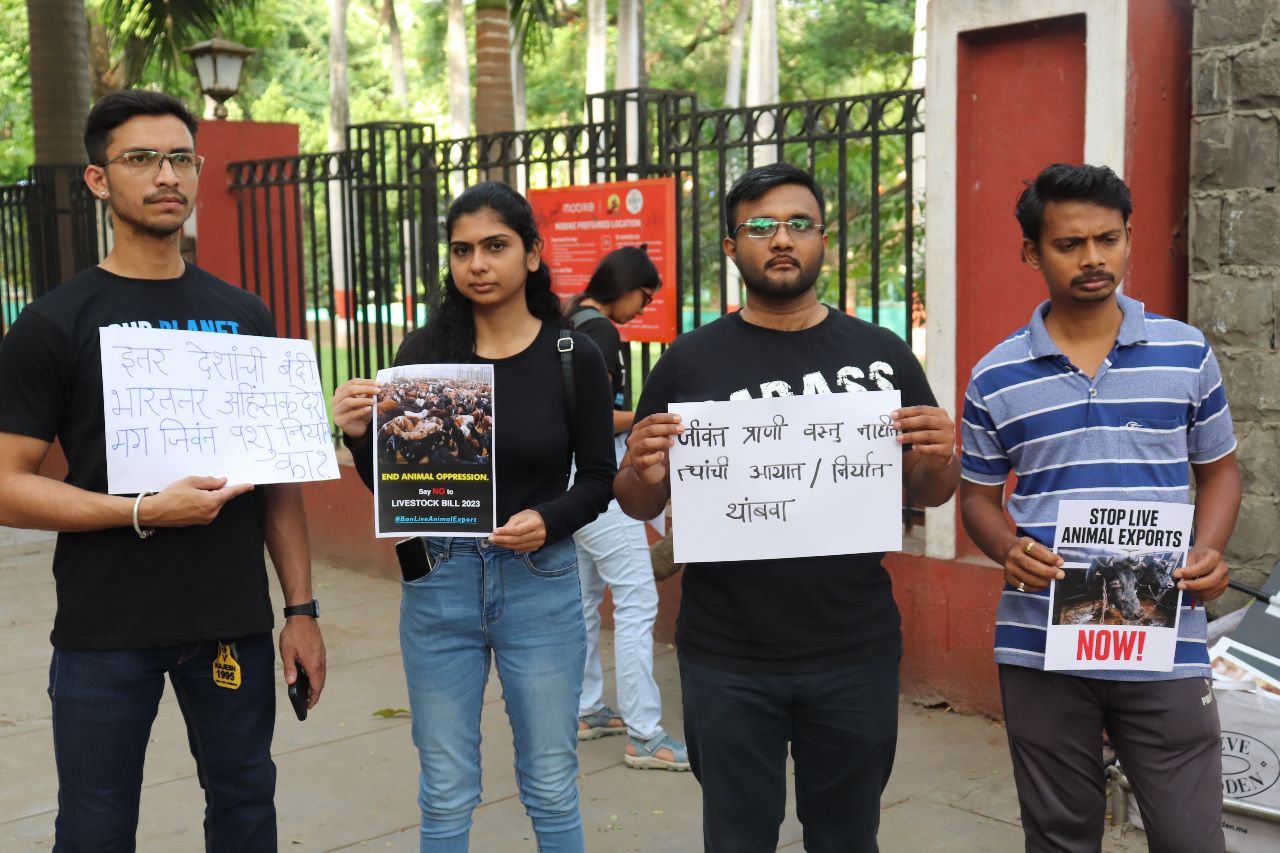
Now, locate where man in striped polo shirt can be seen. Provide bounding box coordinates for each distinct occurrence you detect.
[959,163,1240,853]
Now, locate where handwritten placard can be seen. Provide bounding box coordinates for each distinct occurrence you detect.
[1045,500,1192,672]
[100,327,339,494]
[668,391,902,563]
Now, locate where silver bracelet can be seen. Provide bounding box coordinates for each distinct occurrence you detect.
[133,491,156,539]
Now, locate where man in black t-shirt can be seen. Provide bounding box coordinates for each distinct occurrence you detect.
[0,91,325,850]
[616,164,960,852]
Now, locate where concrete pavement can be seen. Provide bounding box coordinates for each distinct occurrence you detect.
[0,524,1147,851]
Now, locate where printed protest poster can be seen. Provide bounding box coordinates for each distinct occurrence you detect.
[529,178,677,343]
[100,327,338,493]
[1211,638,1280,698]
[667,391,902,563]
[1045,500,1193,671]
[372,364,495,538]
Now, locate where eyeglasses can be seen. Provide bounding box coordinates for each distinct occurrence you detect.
[639,289,656,307]
[101,150,205,178]
[731,217,826,240]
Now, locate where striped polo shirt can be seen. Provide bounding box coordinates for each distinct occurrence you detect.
[960,294,1237,681]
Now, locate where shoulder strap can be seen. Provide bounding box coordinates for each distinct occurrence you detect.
[569,306,607,329]
[558,328,576,443]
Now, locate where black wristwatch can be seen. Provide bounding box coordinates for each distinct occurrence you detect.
[283,599,320,619]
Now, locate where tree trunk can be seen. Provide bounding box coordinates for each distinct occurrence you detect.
[27,0,92,165]
[746,0,778,165]
[615,0,640,90]
[585,0,606,95]
[746,0,778,107]
[474,0,515,137]
[383,0,408,110]
[446,0,471,139]
[511,26,526,133]
[328,0,349,152]
[725,0,750,108]
[328,0,349,312]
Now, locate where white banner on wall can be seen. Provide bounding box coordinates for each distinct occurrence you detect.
[668,391,902,563]
[100,327,339,494]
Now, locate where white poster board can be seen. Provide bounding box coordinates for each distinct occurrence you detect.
[100,327,339,494]
[1045,500,1192,672]
[668,391,902,563]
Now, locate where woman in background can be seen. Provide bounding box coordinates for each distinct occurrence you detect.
[566,246,689,771]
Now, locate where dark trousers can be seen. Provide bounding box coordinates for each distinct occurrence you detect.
[49,633,278,853]
[679,654,899,853]
[1000,665,1224,853]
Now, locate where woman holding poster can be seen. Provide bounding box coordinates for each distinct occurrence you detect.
[331,181,615,852]
[564,248,690,771]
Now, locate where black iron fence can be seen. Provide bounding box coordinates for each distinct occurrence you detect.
[227,87,924,410]
[0,165,111,335]
[0,89,925,412]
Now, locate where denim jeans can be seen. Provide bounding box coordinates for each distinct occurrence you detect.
[679,654,900,853]
[48,633,277,853]
[400,535,587,853]
[573,434,663,739]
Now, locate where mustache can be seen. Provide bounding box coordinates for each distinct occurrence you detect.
[766,255,800,268]
[1072,271,1115,286]
[144,191,188,204]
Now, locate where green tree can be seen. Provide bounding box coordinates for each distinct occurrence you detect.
[90,0,261,96]
[0,0,34,177]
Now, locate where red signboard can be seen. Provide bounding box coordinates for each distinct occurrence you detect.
[529,178,678,343]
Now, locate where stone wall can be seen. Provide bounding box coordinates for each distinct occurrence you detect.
[1189,0,1280,610]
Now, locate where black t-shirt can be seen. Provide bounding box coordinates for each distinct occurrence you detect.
[0,264,278,650]
[570,309,627,412]
[634,307,937,673]
[349,322,616,545]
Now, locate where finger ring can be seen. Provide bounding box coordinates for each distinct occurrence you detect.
[1017,581,1026,592]
[1023,540,1035,555]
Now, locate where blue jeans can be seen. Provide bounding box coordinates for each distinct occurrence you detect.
[48,634,277,853]
[400,536,587,852]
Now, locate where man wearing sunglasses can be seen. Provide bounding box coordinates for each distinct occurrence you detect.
[616,162,959,852]
[0,90,325,850]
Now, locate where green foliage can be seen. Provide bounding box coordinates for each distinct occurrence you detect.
[0,0,32,181]
[3,0,918,174]
[94,0,260,91]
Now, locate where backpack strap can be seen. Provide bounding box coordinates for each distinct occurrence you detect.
[558,328,576,443]
[569,306,607,329]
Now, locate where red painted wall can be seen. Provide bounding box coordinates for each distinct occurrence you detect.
[886,552,1004,717]
[953,15,1087,557]
[193,121,301,336]
[1123,0,1192,320]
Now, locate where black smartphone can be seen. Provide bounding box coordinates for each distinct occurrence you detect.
[396,537,437,583]
[288,664,310,722]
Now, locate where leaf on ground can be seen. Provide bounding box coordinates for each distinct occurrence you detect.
[371,707,411,718]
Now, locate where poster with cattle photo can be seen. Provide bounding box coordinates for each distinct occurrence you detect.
[372,364,495,537]
[1044,500,1194,672]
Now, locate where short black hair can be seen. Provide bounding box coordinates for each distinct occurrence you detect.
[84,90,200,165]
[724,162,826,235]
[1015,163,1132,244]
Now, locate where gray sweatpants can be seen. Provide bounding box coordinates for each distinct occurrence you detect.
[999,665,1224,853]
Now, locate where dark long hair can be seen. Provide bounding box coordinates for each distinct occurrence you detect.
[565,244,662,315]
[397,181,563,365]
